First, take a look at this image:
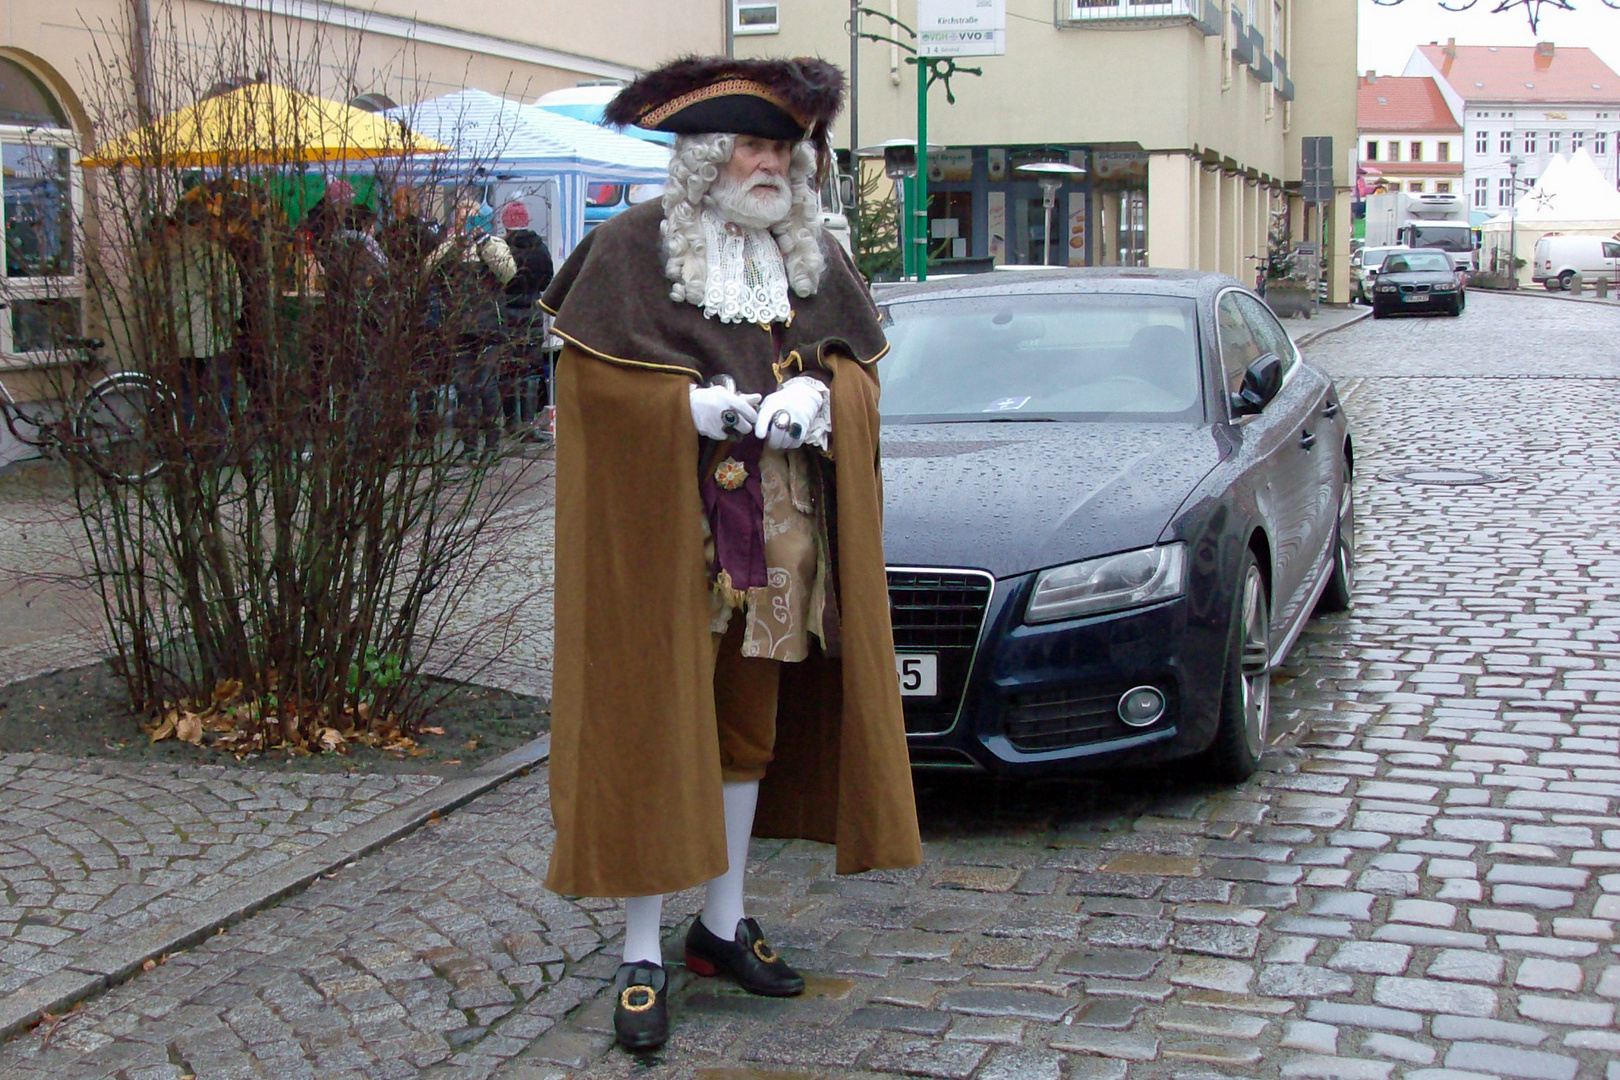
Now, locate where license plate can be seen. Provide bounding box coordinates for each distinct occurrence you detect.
[895,654,938,697]
[1402,294,1430,303]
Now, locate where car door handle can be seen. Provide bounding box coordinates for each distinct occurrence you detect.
[1299,428,1316,450]
[1321,400,1340,419]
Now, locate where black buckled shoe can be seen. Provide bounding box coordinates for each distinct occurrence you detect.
[612,961,669,1052]
[684,916,805,997]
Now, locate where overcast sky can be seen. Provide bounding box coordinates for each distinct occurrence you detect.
[1358,0,1620,76]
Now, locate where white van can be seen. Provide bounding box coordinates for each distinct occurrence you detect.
[1533,234,1620,290]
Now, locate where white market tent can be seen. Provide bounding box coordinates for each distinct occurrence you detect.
[1481,150,1620,284]
[388,88,669,259]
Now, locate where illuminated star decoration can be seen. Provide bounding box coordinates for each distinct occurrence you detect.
[1371,0,1620,34]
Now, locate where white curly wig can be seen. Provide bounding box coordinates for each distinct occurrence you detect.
[660,133,827,306]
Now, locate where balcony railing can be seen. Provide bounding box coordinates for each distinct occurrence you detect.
[1064,0,1197,23]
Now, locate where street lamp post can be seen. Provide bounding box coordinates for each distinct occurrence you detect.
[1507,154,1522,289]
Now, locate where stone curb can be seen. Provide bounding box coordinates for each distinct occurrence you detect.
[0,734,552,1042]
[1473,285,1619,306]
[1293,305,1372,348]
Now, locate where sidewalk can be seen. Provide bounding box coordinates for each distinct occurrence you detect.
[1288,303,1371,348]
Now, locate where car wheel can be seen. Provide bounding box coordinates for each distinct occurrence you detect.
[1559,270,1575,291]
[1207,551,1271,783]
[1544,279,1560,291]
[1316,459,1355,613]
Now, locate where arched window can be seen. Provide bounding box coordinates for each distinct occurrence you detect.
[0,55,80,363]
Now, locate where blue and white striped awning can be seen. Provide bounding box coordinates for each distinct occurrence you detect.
[388,89,669,258]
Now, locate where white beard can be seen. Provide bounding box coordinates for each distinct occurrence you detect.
[707,172,793,229]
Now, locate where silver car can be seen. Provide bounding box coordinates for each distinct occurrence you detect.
[1351,245,1409,305]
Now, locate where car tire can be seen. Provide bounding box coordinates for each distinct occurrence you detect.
[1206,550,1271,784]
[1544,279,1560,292]
[1559,270,1575,291]
[1316,458,1355,614]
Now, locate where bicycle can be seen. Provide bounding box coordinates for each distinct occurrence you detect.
[0,335,173,483]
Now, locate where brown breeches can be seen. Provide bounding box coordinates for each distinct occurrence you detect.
[712,621,781,782]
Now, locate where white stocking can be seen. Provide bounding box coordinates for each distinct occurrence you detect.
[701,779,759,941]
[622,893,665,966]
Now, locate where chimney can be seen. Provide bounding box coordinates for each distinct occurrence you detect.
[1444,38,1457,58]
[1537,41,1555,58]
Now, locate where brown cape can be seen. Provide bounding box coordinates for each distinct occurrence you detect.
[541,204,922,899]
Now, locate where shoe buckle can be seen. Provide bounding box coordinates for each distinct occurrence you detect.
[620,985,658,1012]
[752,939,778,964]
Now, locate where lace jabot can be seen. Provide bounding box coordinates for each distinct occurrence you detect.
[699,209,793,325]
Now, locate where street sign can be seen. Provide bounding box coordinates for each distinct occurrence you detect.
[917,0,1006,57]
[1301,136,1334,203]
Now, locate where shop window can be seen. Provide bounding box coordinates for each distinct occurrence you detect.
[0,56,81,365]
[733,1,779,34]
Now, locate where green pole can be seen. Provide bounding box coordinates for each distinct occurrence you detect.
[915,58,929,282]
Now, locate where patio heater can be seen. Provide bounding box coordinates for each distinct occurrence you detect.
[1015,161,1087,266]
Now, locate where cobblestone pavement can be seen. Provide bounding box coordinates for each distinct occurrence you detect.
[7,291,1620,1079]
[0,755,443,995]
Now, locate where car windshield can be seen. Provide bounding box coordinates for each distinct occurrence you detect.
[1408,224,1473,252]
[878,293,1204,424]
[1382,251,1452,273]
[1365,248,1403,269]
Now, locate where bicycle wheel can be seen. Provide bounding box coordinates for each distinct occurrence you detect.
[74,372,171,483]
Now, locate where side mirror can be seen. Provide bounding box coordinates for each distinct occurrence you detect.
[1229,352,1284,417]
[837,172,856,211]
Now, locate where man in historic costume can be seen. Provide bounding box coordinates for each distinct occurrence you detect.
[539,56,921,1053]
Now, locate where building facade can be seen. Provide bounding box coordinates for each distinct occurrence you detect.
[733,0,1358,299]
[1357,74,1464,196]
[1404,41,1620,226]
[0,0,724,371]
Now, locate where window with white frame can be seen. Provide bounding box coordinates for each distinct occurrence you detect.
[1474,177,1488,207]
[1499,131,1512,153]
[732,1,779,34]
[1497,177,1513,207]
[0,57,82,366]
[1523,131,1537,154]
[1548,131,1562,154]
[1572,131,1585,152]
[1597,131,1610,155]
[1475,130,1488,154]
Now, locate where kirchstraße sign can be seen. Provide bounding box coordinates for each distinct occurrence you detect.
[917,0,1007,57]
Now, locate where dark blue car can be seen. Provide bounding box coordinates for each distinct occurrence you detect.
[875,269,1353,782]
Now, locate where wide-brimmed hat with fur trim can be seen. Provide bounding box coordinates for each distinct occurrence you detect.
[605,56,843,172]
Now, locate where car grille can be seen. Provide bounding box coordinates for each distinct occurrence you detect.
[1399,283,1431,294]
[888,569,992,735]
[1004,683,1179,753]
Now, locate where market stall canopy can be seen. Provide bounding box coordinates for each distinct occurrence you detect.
[387,88,669,258]
[81,84,446,168]
[1485,149,1620,226]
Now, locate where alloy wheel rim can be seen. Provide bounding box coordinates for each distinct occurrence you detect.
[1239,565,1271,759]
[1337,482,1355,593]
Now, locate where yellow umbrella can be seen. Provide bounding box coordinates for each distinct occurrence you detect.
[81,84,445,168]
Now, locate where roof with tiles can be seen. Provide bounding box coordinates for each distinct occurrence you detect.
[1418,42,1620,104]
[1359,75,1462,133]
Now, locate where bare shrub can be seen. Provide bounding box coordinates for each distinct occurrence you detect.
[7,4,549,752]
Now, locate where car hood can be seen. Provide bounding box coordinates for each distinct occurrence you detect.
[1379,270,1455,285]
[880,422,1227,579]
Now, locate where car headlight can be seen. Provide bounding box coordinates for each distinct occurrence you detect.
[1432,284,1456,292]
[1025,543,1187,624]
[1376,284,1398,292]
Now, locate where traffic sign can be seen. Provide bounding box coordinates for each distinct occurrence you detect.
[918,0,1006,57]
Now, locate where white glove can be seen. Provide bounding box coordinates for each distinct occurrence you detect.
[690,383,762,440]
[755,377,831,451]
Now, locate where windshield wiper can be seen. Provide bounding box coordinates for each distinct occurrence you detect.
[919,416,1060,424]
